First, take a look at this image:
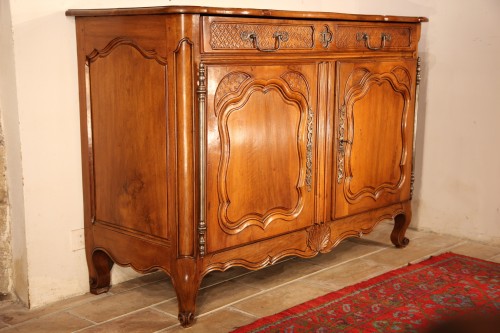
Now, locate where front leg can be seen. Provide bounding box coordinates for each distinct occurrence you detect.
[171,258,201,327]
[390,202,412,248]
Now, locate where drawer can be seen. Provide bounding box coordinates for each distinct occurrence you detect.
[203,16,315,53]
[334,23,418,51]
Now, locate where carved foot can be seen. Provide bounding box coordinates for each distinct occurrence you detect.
[390,205,412,248]
[171,259,201,328]
[89,250,114,294]
[178,312,195,327]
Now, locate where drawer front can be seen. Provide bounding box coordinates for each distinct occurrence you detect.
[203,16,314,52]
[335,23,417,51]
[203,17,419,54]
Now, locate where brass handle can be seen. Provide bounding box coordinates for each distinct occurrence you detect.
[241,31,289,52]
[338,139,352,153]
[356,32,392,51]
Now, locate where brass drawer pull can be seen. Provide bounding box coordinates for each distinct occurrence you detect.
[356,32,392,50]
[241,30,289,52]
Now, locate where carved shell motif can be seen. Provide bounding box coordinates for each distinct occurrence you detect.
[307,223,331,253]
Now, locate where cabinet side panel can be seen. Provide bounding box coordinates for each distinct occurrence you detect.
[89,41,169,240]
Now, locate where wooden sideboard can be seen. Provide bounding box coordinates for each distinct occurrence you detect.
[66,6,427,327]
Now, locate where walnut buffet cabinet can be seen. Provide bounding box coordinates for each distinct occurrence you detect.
[66,6,427,326]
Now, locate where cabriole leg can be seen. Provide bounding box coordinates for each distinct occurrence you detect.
[391,202,412,248]
[89,249,114,294]
[171,259,201,327]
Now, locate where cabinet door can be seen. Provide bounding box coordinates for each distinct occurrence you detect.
[205,64,317,253]
[334,60,416,218]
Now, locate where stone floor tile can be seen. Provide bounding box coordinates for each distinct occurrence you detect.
[232,280,332,318]
[77,308,177,333]
[0,294,106,326]
[365,221,424,244]
[155,280,261,317]
[109,271,169,294]
[362,241,450,267]
[299,238,386,268]
[0,312,92,333]
[136,270,169,284]
[353,220,398,245]
[488,253,500,263]
[153,299,178,318]
[448,241,500,261]
[165,308,256,333]
[70,280,176,323]
[201,266,250,288]
[108,279,153,295]
[233,258,322,290]
[1,227,499,333]
[411,231,463,249]
[305,257,394,290]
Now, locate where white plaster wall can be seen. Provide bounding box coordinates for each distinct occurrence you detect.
[405,0,500,244]
[0,0,29,305]
[4,0,499,307]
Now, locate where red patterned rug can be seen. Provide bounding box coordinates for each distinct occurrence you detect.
[231,253,500,333]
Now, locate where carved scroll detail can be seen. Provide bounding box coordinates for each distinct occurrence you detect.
[307,223,331,253]
[214,72,251,109]
[306,108,314,192]
[178,312,194,327]
[87,37,167,65]
[281,71,310,101]
[391,66,412,93]
[337,105,346,183]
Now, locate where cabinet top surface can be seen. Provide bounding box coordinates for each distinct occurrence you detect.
[65,5,428,23]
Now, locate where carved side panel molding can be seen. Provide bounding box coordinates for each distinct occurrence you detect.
[87,37,167,65]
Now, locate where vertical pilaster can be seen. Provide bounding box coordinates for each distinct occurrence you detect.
[174,29,195,258]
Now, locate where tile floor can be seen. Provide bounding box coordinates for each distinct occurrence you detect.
[1,221,499,333]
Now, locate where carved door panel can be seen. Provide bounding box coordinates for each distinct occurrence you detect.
[205,64,317,253]
[334,60,416,218]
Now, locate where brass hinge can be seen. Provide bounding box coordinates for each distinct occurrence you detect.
[197,62,207,257]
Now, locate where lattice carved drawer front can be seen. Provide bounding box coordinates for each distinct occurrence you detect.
[203,16,314,52]
[334,23,418,51]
